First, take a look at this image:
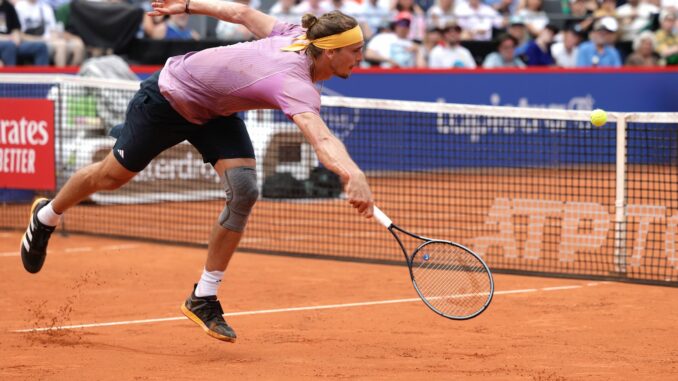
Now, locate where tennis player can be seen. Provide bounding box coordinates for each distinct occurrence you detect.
[20,0,373,342]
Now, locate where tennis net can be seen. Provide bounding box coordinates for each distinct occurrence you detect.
[1,75,677,286]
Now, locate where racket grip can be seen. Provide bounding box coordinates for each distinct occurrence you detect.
[373,206,392,228]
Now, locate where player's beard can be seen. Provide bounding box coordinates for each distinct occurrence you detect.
[331,59,351,79]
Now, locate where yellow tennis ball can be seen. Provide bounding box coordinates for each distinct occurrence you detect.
[590,109,607,127]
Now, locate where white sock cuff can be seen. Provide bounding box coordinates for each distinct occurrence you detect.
[37,201,61,227]
[202,269,224,283]
[194,268,225,297]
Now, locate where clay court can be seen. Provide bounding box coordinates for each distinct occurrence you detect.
[1,86,676,379]
[1,230,677,380]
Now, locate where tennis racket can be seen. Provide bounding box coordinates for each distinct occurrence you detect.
[373,206,494,320]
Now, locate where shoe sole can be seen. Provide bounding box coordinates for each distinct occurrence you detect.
[180,302,237,343]
[20,198,49,274]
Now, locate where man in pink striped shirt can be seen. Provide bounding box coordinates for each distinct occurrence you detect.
[20,0,372,342]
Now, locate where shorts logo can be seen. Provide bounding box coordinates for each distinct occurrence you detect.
[117,149,125,159]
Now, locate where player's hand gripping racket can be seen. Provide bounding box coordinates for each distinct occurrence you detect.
[373,206,494,320]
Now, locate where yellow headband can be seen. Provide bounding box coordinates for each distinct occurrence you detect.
[281,25,363,52]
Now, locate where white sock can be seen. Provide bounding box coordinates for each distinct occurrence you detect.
[194,268,224,297]
[37,201,61,227]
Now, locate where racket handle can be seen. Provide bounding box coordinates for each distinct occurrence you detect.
[373,205,392,228]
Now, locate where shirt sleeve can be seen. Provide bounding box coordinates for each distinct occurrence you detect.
[276,76,321,117]
[269,20,305,38]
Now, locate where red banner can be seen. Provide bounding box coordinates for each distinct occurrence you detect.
[0,99,55,191]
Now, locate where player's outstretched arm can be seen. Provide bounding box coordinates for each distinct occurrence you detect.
[293,112,374,218]
[149,0,276,39]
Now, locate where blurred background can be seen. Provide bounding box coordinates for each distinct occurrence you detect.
[1,0,677,111]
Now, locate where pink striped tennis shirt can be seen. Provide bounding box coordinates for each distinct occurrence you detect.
[158,21,319,125]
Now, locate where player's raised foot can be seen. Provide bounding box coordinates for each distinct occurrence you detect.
[181,285,237,342]
[20,198,56,274]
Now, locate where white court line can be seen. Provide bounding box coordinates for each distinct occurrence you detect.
[100,244,141,251]
[64,247,93,253]
[541,285,582,291]
[12,283,602,333]
[0,244,139,258]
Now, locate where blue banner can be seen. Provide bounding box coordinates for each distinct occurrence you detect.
[321,105,673,172]
[325,69,678,112]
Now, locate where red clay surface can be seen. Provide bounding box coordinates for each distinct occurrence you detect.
[1,231,677,380]
[3,166,677,283]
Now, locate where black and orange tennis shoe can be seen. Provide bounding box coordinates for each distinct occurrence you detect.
[20,198,55,274]
[181,285,237,342]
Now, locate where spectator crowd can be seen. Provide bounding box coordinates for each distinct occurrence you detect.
[1,0,677,68]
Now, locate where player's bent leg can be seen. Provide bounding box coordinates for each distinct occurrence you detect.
[20,152,137,273]
[206,158,258,271]
[181,158,257,342]
[52,152,136,213]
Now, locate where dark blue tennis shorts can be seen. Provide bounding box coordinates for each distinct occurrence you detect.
[111,71,255,172]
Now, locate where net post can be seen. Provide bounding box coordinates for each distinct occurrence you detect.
[613,114,628,274]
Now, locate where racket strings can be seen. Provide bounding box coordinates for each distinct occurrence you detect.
[412,242,491,318]
[416,247,477,299]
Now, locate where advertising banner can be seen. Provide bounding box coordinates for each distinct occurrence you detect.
[325,69,678,112]
[0,99,55,190]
